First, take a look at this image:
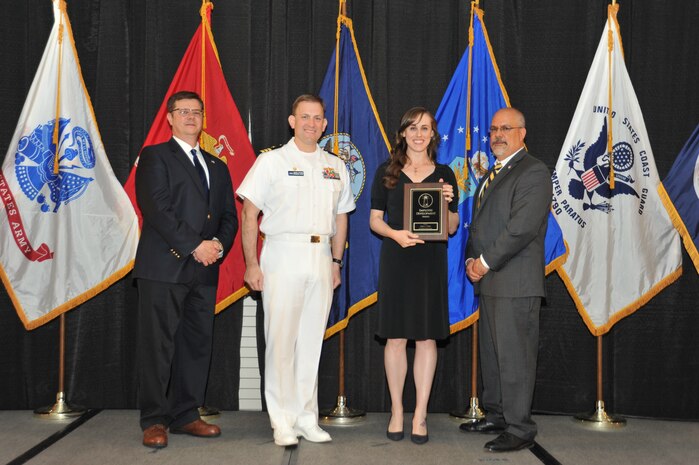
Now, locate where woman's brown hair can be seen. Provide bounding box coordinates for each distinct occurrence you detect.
[383,107,440,188]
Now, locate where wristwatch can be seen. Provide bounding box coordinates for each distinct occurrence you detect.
[332,258,344,268]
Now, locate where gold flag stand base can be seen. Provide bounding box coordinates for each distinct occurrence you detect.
[449,396,485,423]
[198,406,221,419]
[319,395,365,426]
[34,392,85,420]
[574,400,626,429]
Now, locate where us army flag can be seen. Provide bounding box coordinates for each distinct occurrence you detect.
[552,4,682,335]
[0,0,139,330]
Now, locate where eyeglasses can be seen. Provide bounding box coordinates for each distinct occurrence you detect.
[488,126,523,135]
[171,108,204,117]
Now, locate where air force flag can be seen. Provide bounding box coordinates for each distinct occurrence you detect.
[436,6,567,333]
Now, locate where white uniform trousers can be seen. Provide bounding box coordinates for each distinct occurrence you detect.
[260,237,333,431]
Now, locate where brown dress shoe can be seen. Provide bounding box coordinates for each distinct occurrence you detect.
[170,419,221,437]
[143,424,168,448]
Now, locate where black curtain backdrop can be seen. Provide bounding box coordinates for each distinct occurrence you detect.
[1,0,698,419]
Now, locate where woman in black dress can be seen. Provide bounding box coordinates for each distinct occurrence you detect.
[370,107,459,444]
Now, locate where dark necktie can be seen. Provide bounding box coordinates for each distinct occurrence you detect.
[190,149,209,194]
[477,161,502,208]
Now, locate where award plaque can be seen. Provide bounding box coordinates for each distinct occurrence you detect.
[403,182,448,241]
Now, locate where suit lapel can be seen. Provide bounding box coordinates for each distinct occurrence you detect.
[473,150,527,217]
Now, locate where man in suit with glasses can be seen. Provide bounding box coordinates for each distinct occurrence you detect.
[134,90,237,449]
[461,107,552,453]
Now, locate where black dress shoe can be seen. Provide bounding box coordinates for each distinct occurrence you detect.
[484,432,534,452]
[459,419,506,434]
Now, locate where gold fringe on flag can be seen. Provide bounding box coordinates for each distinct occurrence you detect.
[658,184,699,273]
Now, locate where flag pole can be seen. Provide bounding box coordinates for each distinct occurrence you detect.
[574,2,625,430]
[196,0,220,420]
[34,314,86,419]
[320,330,365,425]
[606,3,616,189]
[574,334,626,428]
[450,321,485,422]
[35,0,85,420]
[450,1,484,423]
[319,0,365,426]
[464,0,476,155]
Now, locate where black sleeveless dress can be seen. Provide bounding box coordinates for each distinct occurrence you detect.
[370,162,459,340]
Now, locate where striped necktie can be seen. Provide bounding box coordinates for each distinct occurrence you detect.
[477,161,502,208]
[190,149,209,194]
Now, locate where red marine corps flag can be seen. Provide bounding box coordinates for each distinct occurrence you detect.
[124,1,256,311]
[0,0,139,329]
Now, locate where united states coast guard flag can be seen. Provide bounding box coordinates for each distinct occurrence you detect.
[123,1,256,312]
[553,4,682,335]
[436,5,567,333]
[659,124,699,274]
[0,0,139,330]
[318,14,391,338]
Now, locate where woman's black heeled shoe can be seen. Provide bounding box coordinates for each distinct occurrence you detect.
[386,416,404,441]
[411,420,428,444]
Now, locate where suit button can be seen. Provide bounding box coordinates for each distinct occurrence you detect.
[207,213,211,219]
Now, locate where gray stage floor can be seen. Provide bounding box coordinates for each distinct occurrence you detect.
[2,410,698,465]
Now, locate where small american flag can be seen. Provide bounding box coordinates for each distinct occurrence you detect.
[581,165,605,191]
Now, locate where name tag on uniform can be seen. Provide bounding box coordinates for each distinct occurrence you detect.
[322,167,340,180]
[288,170,304,176]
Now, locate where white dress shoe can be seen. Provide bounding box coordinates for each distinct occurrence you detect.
[273,427,299,446]
[295,424,332,443]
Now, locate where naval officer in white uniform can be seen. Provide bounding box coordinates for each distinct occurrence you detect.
[238,94,355,447]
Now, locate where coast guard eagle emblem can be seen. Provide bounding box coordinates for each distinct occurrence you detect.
[15,118,95,213]
[564,118,638,213]
[320,133,366,200]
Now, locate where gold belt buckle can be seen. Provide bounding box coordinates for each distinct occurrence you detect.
[310,235,320,243]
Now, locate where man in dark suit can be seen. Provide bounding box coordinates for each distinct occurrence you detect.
[133,91,238,448]
[461,108,552,452]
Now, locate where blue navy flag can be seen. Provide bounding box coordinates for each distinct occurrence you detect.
[318,16,391,338]
[436,6,567,333]
[659,124,699,274]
